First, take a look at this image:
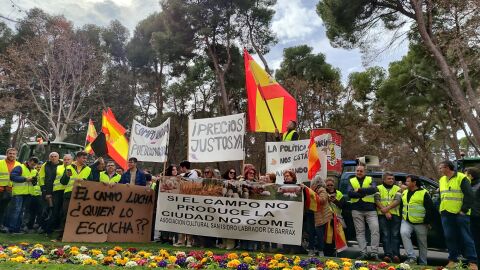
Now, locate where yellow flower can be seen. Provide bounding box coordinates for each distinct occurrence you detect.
[326,260,339,269]
[257,253,265,260]
[274,254,284,260]
[201,258,208,264]
[10,256,26,263]
[243,256,253,264]
[115,257,129,266]
[107,250,117,256]
[33,244,44,249]
[0,253,8,259]
[103,256,114,264]
[292,266,303,270]
[91,249,102,256]
[340,258,351,262]
[278,262,287,268]
[205,251,214,257]
[83,258,98,266]
[159,249,169,257]
[293,258,301,265]
[227,253,239,260]
[114,246,123,252]
[37,256,49,264]
[343,262,352,267]
[149,262,158,268]
[153,256,163,262]
[282,268,291,270]
[227,259,241,268]
[343,267,351,270]
[241,252,250,257]
[70,250,79,256]
[359,267,369,270]
[168,255,177,263]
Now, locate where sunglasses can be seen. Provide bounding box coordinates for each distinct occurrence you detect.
[229,171,236,174]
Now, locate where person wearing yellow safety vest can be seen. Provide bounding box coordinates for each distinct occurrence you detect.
[374,172,402,263]
[464,167,480,266]
[58,151,92,240]
[23,161,45,234]
[274,120,299,142]
[99,161,121,184]
[399,175,435,265]
[347,165,380,261]
[4,157,39,234]
[37,152,63,235]
[0,148,20,233]
[438,161,477,270]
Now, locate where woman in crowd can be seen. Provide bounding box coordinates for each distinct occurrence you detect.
[324,177,346,256]
[158,164,178,244]
[283,170,297,184]
[240,164,258,251]
[308,175,332,257]
[222,168,237,180]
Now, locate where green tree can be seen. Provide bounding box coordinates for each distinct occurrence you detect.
[276,45,342,131]
[317,0,480,147]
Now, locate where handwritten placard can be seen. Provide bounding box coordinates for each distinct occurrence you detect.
[62,181,155,242]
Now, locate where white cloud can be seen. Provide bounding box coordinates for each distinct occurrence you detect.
[271,0,322,42]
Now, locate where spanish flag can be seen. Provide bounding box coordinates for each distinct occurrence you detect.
[84,119,97,154]
[308,135,321,180]
[102,108,128,170]
[244,49,297,133]
[303,186,321,212]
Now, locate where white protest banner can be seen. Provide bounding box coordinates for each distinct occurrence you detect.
[188,113,245,162]
[266,140,310,183]
[156,177,303,245]
[128,118,170,162]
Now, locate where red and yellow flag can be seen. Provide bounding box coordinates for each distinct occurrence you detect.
[102,108,128,170]
[326,213,348,252]
[244,49,297,133]
[303,186,321,212]
[308,135,321,180]
[84,119,97,154]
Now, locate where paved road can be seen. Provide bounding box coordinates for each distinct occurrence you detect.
[339,244,448,266]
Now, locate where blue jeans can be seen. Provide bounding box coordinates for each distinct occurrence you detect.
[441,214,478,263]
[379,214,401,257]
[6,195,29,233]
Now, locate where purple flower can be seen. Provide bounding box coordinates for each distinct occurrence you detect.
[176,257,186,266]
[258,266,268,270]
[30,249,43,259]
[287,259,294,264]
[309,257,321,265]
[237,263,249,270]
[158,260,168,267]
[219,262,227,268]
[299,260,309,267]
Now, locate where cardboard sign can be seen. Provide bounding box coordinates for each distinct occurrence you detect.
[188,113,245,162]
[266,140,310,183]
[155,177,304,245]
[128,118,170,162]
[63,181,155,242]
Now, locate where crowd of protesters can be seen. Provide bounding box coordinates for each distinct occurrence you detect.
[0,144,479,270]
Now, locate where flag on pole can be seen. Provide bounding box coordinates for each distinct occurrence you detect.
[102,108,129,170]
[243,49,297,133]
[307,135,321,180]
[84,119,97,154]
[303,186,321,212]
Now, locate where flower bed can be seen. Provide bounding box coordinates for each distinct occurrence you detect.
[0,242,433,270]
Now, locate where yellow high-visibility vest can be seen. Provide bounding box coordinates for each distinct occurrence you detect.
[99,171,121,184]
[12,164,37,196]
[282,130,297,141]
[0,159,20,187]
[377,184,401,216]
[38,163,65,195]
[64,165,91,193]
[439,172,470,215]
[349,176,374,203]
[402,189,427,223]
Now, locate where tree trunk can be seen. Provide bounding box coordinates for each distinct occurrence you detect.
[412,0,480,145]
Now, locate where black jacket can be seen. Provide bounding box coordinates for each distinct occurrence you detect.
[43,161,63,195]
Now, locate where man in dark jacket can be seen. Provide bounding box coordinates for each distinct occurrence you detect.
[465,167,480,265]
[38,152,62,234]
[119,157,146,186]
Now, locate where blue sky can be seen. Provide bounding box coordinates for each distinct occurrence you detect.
[1,0,409,82]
